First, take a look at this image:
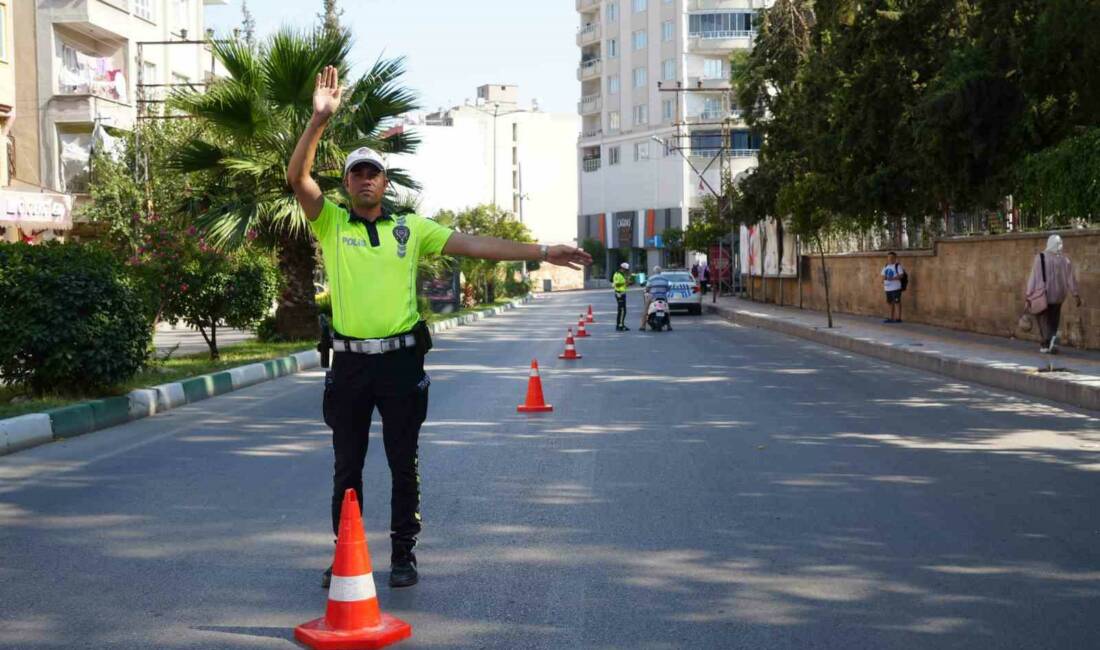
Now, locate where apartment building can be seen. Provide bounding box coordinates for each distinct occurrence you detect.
[22,0,223,201]
[576,0,771,274]
[391,84,584,290]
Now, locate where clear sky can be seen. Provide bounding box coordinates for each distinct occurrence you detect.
[205,0,579,114]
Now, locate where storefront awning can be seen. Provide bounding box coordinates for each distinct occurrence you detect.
[0,189,74,231]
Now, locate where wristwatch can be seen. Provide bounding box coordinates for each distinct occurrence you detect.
[539,244,549,261]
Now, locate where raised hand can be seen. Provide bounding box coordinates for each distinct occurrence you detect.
[313,65,343,119]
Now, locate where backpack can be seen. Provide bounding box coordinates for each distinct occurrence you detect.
[895,263,908,292]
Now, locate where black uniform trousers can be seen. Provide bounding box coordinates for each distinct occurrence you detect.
[615,293,627,329]
[323,344,428,559]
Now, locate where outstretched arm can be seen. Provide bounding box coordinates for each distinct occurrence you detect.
[443,233,592,270]
[287,65,343,221]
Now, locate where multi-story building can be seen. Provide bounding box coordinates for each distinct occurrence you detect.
[391,84,584,290]
[16,0,224,208]
[576,0,771,275]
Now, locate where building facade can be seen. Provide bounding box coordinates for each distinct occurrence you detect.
[391,84,584,290]
[576,0,771,276]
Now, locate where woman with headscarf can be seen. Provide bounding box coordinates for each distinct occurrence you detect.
[1024,235,1082,353]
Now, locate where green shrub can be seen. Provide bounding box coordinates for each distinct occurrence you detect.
[0,243,151,395]
[168,247,279,359]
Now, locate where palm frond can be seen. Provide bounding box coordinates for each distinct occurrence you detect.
[168,140,228,173]
[169,82,269,140]
[211,37,263,90]
[262,26,353,115]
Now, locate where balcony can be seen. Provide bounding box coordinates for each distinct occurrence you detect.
[577,23,602,47]
[577,59,602,81]
[580,126,603,141]
[582,158,602,173]
[41,0,130,42]
[688,0,760,9]
[578,95,603,115]
[688,31,757,52]
[576,0,599,12]
[688,148,757,160]
[686,108,744,124]
[688,76,733,91]
[57,40,129,104]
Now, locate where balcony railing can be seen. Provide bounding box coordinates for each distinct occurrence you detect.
[579,95,603,114]
[582,158,602,172]
[688,148,758,159]
[578,59,602,80]
[691,30,756,40]
[577,23,602,46]
[581,127,603,139]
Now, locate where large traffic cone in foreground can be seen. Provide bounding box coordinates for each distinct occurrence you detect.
[517,360,553,413]
[558,329,582,360]
[295,490,412,650]
[575,317,589,338]
[586,305,595,323]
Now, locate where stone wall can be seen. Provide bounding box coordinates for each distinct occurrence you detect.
[743,230,1099,350]
[530,264,585,292]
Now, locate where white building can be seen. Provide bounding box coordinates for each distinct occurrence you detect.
[29,0,225,198]
[390,84,583,290]
[576,0,771,274]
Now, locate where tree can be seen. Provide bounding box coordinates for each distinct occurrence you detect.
[580,237,607,278]
[320,0,343,37]
[169,28,420,339]
[434,205,534,304]
[660,228,683,267]
[172,248,280,359]
[241,0,257,48]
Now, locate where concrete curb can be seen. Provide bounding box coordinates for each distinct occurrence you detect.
[706,303,1100,412]
[0,296,533,456]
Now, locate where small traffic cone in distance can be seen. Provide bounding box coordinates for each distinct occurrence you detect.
[576,317,589,338]
[517,359,553,413]
[586,305,595,323]
[559,329,582,360]
[295,489,412,650]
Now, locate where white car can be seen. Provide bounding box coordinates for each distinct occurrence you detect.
[658,270,702,315]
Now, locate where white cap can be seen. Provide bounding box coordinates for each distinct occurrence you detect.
[344,147,386,176]
[620,262,630,270]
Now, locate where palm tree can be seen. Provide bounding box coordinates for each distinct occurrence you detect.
[169,28,419,338]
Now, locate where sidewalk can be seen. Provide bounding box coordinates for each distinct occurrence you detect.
[705,296,1100,412]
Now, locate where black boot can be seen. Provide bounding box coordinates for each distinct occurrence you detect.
[389,547,418,588]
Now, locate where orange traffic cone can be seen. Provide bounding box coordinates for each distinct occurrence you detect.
[295,489,412,650]
[586,305,595,323]
[517,359,553,413]
[558,329,582,360]
[575,317,589,338]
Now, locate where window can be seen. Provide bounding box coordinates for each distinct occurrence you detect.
[608,74,620,94]
[512,147,518,165]
[513,123,519,141]
[134,0,154,21]
[731,130,763,151]
[662,58,676,81]
[514,195,521,214]
[689,12,756,38]
[632,30,647,51]
[702,96,724,119]
[633,66,647,88]
[634,141,650,162]
[607,38,619,58]
[632,104,648,126]
[662,20,674,42]
[662,98,674,121]
[633,0,647,12]
[58,128,92,193]
[609,111,621,131]
[142,61,158,84]
[703,59,724,80]
[609,146,621,166]
[0,3,8,61]
[607,2,618,22]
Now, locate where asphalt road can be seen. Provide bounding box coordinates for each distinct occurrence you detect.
[2,290,1098,649]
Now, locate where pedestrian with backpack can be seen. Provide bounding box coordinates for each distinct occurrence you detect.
[881,251,907,323]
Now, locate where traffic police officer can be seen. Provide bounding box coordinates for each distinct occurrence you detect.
[613,262,630,331]
[288,66,591,589]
